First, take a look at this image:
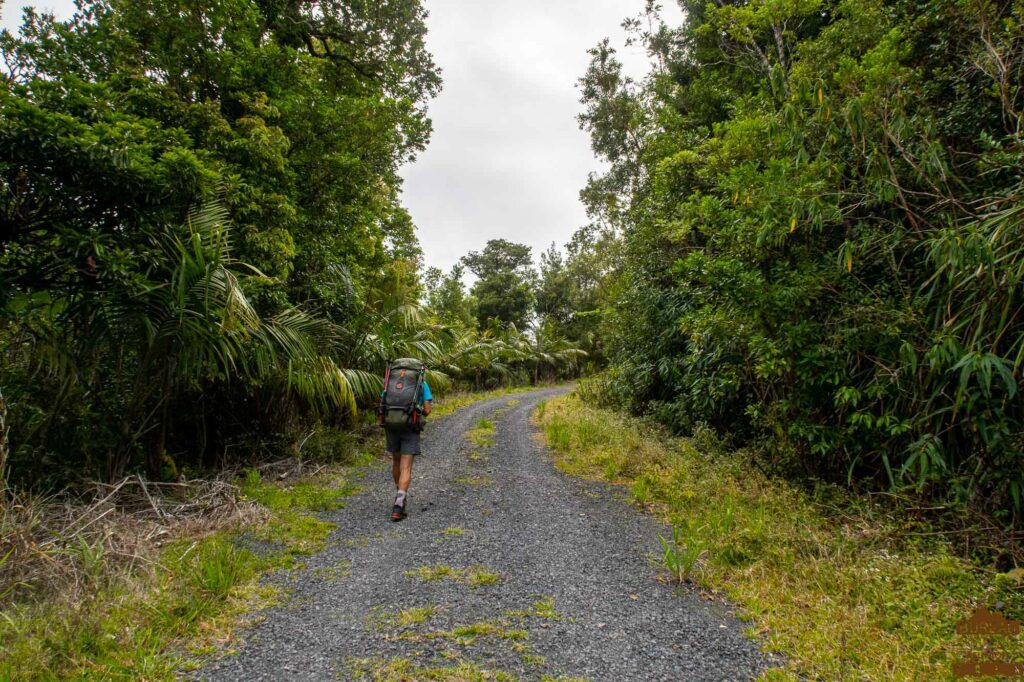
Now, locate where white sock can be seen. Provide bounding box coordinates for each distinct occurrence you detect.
[395,491,407,508]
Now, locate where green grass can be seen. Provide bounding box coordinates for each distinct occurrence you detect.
[404,564,500,589]
[453,475,492,487]
[466,418,496,448]
[369,605,438,630]
[0,467,361,680]
[0,532,277,680]
[440,526,465,536]
[312,561,351,582]
[347,656,518,681]
[505,596,563,621]
[385,619,528,645]
[537,395,1024,681]
[445,621,527,644]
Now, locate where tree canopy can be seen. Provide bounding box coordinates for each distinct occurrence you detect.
[461,238,537,329]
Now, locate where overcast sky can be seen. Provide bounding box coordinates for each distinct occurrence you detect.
[2,0,683,275]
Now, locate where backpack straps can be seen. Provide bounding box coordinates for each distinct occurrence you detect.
[379,360,392,418]
[409,365,427,428]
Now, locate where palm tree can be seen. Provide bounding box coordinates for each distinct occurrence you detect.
[41,202,379,479]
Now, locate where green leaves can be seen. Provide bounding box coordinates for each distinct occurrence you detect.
[0,0,445,485]
[579,0,1024,520]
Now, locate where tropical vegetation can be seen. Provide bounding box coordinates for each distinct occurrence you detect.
[574,0,1024,526]
[0,1,586,493]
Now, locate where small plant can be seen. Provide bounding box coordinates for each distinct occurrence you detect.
[370,605,437,630]
[659,523,706,584]
[190,539,252,598]
[466,567,500,588]
[405,565,457,582]
[404,564,500,588]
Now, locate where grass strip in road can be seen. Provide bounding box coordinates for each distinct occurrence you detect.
[465,417,496,448]
[535,395,1024,681]
[347,656,590,682]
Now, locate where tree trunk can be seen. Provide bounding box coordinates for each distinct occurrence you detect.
[0,386,8,495]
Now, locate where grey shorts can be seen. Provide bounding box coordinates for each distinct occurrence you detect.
[385,428,421,455]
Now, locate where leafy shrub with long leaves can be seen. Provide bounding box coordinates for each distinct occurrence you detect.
[1,203,374,484]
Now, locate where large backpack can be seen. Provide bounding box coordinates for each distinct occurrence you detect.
[380,358,427,432]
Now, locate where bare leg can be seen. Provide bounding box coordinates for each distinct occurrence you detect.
[397,454,414,493]
[391,453,401,487]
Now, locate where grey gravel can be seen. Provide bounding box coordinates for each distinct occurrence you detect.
[192,388,777,681]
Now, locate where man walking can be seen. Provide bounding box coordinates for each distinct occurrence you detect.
[379,359,432,522]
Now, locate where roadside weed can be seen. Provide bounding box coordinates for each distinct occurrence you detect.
[659,524,706,584]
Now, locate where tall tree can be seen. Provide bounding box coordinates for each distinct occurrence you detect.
[424,264,476,329]
[461,239,536,329]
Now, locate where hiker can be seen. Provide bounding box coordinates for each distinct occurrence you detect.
[378,358,432,521]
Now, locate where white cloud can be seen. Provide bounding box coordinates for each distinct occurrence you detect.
[403,0,682,274]
[1,0,76,30]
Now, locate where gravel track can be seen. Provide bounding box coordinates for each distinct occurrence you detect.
[194,388,774,681]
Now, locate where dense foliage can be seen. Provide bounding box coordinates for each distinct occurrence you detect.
[580,0,1024,521]
[0,1,585,490]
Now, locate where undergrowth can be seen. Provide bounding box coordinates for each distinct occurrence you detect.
[0,461,366,680]
[536,395,1024,681]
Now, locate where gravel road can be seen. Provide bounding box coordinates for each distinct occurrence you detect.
[194,388,775,681]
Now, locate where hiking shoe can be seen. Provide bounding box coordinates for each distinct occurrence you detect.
[390,504,407,522]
